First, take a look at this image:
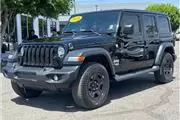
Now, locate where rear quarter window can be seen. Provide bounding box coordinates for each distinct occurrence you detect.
[157,16,171,33]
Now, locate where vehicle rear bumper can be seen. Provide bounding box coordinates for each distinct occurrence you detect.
[2,63,80,91]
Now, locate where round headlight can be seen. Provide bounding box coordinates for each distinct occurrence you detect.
[20,47,24,56]
[58,47,65,58]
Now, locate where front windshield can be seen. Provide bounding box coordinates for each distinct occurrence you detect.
[63,11,120,34]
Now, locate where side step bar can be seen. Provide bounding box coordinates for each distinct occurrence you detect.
[115,66,159,82]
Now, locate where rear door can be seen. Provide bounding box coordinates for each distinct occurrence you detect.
[142,14,159,68]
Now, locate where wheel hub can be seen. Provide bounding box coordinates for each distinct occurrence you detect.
[88,73,105,99]
[163,60,173,79]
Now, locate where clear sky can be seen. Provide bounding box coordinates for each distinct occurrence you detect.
[76,0,179,6]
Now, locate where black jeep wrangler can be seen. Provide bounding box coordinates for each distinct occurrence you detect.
[3,9,176,109]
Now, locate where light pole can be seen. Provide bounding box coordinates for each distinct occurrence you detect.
[73,0,76,14]
[95,5,98,11]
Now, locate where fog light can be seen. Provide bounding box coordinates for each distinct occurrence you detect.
[53,75,59,81]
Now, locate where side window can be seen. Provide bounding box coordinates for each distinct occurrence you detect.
[143,15,157,35]
[157,16,170,33]
[121,13,141,34]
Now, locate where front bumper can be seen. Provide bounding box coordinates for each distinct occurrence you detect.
[2,63,80,91]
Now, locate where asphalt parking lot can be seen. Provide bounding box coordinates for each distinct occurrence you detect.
[0,42,179,120]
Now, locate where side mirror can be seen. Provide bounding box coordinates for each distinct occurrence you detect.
[123,24,134,35]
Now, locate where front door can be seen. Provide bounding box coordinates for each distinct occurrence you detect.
[114,12,147,74]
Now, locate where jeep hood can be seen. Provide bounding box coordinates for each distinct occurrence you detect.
[23,33,115,49]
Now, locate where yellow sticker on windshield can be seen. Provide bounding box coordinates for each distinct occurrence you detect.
[70,16,82,23]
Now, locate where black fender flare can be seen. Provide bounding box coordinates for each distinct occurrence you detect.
[155,42,175,65]
[63,48,115,76]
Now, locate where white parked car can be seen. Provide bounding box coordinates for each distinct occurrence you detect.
[175,28,180,41]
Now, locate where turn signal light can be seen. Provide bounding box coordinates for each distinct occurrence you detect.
[68,55,85,62]
[77,55,85,62]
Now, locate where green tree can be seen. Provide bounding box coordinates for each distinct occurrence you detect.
[146,3,180,31]
[0,0,72,38]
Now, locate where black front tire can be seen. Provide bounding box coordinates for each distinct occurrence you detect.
[11,81,42,98]
[72,63,109,109]
[154,53,174,84]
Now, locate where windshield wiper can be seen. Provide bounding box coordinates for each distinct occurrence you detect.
[63,31,77,37]
[63,31,76,34]
[104,32,116,36]
[80,29,101,36]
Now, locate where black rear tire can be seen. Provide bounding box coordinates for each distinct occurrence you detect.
[154,53,174,84]
[11,81,42,98]
[72,63,109,109]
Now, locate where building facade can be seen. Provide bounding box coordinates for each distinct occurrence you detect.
[15,14,60,44]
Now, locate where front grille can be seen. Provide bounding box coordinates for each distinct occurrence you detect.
[19,45,59,67]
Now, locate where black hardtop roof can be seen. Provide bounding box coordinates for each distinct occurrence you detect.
[74,9,167,16]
